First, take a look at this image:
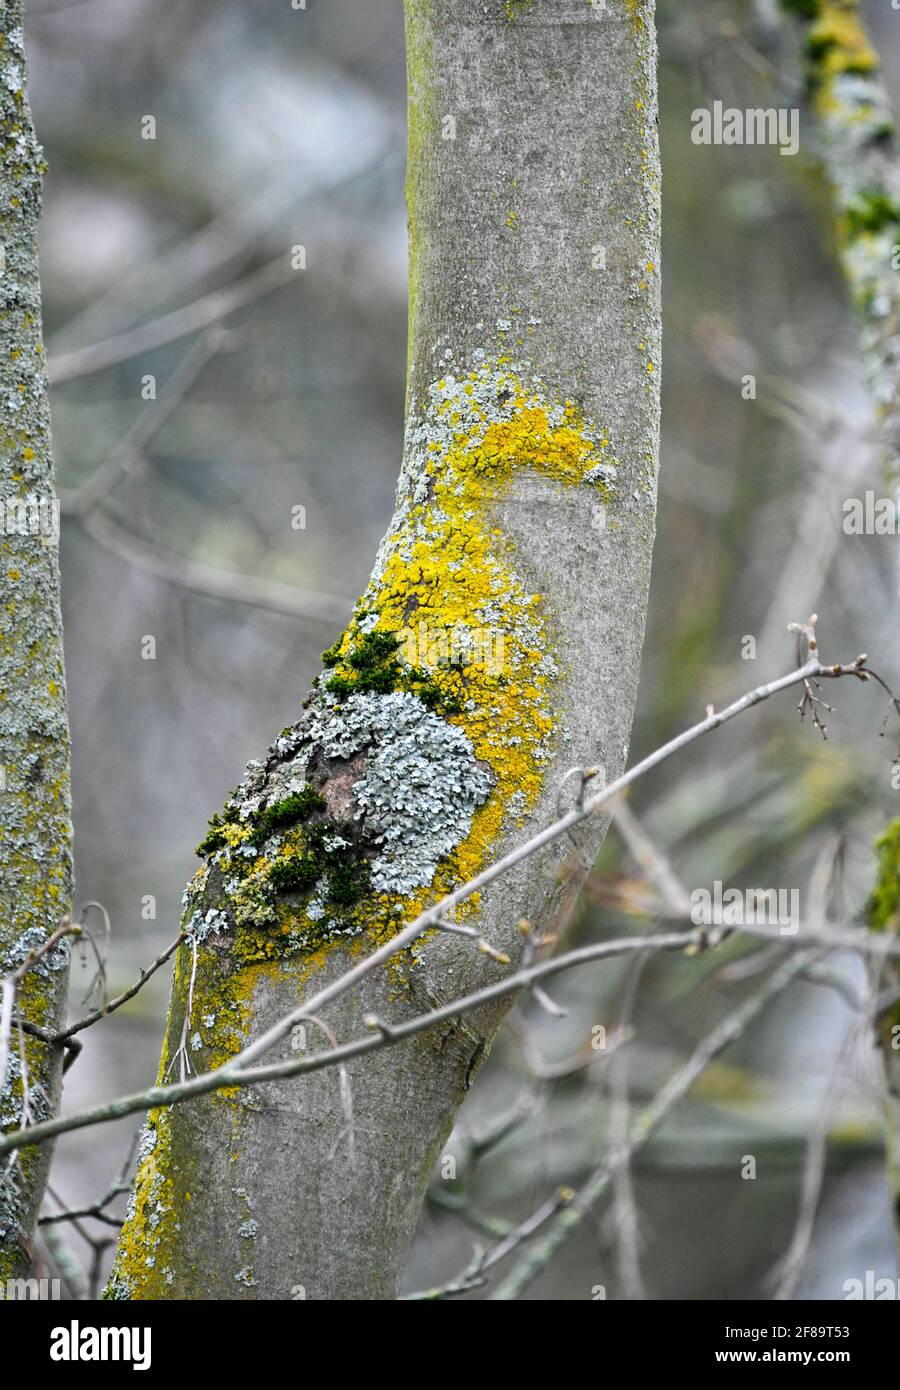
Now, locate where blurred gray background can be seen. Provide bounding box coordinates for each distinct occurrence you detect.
[26,0,900,1298]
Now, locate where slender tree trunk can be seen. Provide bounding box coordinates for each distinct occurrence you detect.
[869,821,900,1259]
[111,0,661,1301]
[0,1,74,1284]
[773,0,900,477]
[772,0,900,1258]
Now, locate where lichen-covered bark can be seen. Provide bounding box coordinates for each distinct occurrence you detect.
[0,2,74,1283]
[778,0,900,479]
[776,0,900,1259]
[869,821,900,1260]
[111,0,660,1301]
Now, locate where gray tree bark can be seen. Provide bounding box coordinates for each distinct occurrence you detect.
[111,0,660,1301]
[0,0,74,1284]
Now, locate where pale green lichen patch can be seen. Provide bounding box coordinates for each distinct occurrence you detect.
[305,690,492,894]
[869,818,900,935]
[868,820,900,1058]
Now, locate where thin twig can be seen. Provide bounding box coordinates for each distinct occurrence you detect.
[48,254,296,384]
[81,506,350,623]
[2,635,897,1157]
[220,644,882,1084]
[60,333,231,518]
[402,1187,575,1300]
[54,934,186,1043]
[0,929,705,1155]
[489,950,821,1299]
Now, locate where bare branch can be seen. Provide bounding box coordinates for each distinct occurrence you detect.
[0,929,703,1156]
[54,933,186,1044]
[48,255,296,384]
[2,629,897,1161]
[80,506,350,624]
[489,950,821,1299]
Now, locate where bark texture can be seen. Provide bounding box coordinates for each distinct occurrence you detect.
[869,821,900,1259]
[0,1,74,1283]
[111,0,660,1301]
[773,0,900,1256]
[776,0,900,478]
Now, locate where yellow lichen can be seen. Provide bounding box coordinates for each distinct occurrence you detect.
[809,1,877,89]
[318,359,615,934]
[109,948,268,1296]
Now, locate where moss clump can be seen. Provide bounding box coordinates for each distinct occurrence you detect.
[323,851,372,906]
[322,628,461,714]
[268,854,321,895]
[869,819,900,933]
[779,0,820,18]
[269,821,372,909]
[190,761,377,950]
[196,807,239,858]
[806,29,874,79]
[248,787,327,847]
[843,190,900,238]
[197,787,326,859]
[322,628,395,670]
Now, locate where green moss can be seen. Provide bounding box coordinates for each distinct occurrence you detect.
[197,788,326,859]
[268,854,321,894]
[323,851,372,906]
[779,0,820,18]
[806,30,838,63]
[869,819,900,933]
[196,807,239,858]
[323,628,462,714]
[195,790,374,937]
[269,820,372,908]
[842,190,900,238]
[190,732,380,950]
[247,787,327,847]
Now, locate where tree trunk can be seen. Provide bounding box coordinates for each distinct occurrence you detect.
[0,0,74,1284]
[110,0,660,1302]
[773,0,900,477]
[869,821,900,1261]
[771,0,900,1259]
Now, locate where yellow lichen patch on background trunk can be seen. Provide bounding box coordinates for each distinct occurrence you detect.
[809,1,877,94]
